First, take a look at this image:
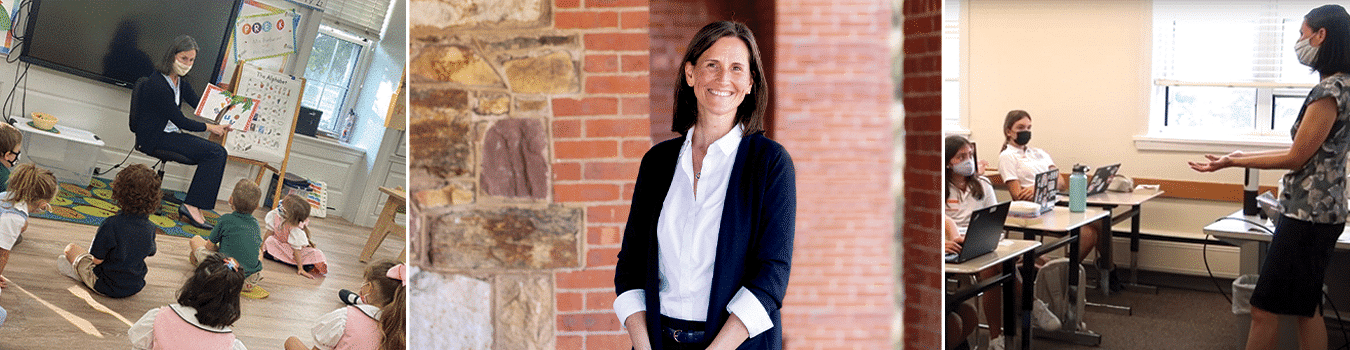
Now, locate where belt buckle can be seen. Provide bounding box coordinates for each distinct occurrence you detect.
[671,329,685,343]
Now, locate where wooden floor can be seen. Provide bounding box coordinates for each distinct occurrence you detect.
[0,203,405,349]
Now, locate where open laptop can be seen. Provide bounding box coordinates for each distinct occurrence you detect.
[945,201,1011,264]
[1033,169,1059,215]
[1058,164,1121,197]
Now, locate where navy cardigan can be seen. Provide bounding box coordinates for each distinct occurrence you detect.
[614,132,796,349]
[132,74,205,148]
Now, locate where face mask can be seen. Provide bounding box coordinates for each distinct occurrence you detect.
[952,158,976,177]
[1296,36,1319,67]
[1014,131,1032,145]
[6,150,17,167]
[173,61,192,76]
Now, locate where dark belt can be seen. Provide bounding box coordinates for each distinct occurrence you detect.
[661,315,708,344]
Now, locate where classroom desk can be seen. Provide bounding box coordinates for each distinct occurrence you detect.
[946,239,1041,350]
[1005,207,1109,347]
[1202,210,1350,276]
[1058,189,1165,295]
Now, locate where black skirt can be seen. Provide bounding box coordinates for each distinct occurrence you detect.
[1250,215,1343,317]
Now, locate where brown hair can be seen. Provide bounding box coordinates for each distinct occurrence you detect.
[944,135,985,203]
[0,123,21,157]
[229,179,261,214]
[671,21,768,138]
[111,164,161,216]
[5,164,56,206]
[177,252,244,328]
[1001,110,1032,151]
[364,259,405,350]
[156,35,198,76]
[280,194,310,227]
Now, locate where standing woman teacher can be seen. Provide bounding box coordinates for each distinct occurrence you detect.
[1190,5,1350,349]
[614,21,796,350]
[130,35,231,229]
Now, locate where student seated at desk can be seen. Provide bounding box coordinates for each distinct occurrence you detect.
[996,110,1103,264]
[947,137,1061,349]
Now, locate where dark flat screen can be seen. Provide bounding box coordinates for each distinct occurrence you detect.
[19,0,241,92]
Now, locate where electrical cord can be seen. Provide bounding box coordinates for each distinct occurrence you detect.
[1204,217,1275,306]
[1325,289,1350,350]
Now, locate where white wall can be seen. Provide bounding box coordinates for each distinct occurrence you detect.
[961,0,1250,277]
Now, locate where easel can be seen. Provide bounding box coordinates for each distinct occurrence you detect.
[211,64,305,209]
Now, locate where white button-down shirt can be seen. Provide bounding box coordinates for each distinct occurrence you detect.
[160,73,181,133]
[613,124,774,338]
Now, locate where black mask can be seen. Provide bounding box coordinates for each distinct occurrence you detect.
[1014,131,1031,145]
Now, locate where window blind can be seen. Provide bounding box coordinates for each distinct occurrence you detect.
[1153,1,1323,86]
[321,0,394,40]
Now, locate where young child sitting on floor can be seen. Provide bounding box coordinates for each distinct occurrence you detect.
[57,163,158,297]
[128,252,247,350]
[0,123,23,192]
[263,194,327,278]
[285,260,406,350]
[0,163,56,287]
[189,178,267,299]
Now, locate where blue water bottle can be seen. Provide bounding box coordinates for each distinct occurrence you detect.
[1069,164,1088,212]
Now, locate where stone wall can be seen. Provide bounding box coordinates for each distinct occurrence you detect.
[407,0,650,348]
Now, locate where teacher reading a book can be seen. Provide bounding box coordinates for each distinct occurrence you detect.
[130,35,232,230]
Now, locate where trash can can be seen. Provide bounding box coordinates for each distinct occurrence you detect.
[265,172,310,208]
[1233,274,1304,349]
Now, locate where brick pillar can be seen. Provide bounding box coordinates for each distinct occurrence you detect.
[901,0,942,349]
[774,0,896,349]
[552,0,651,349]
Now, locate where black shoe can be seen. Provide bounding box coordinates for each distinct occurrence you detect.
[178,206,213,230]
[339,289,360,305]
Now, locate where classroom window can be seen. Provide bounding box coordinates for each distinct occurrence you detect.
[1151,2,1321,139]
[942,0,961,130]
[301,27,368,138]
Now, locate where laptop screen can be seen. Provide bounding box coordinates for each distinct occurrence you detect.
[1034,169,1058,212]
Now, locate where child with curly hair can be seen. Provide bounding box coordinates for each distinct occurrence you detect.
[57,163,159,297]
[128,252,247,349]
[0,123,23,192]
[285,260,406,350]
[263,194,327,278]
[0,163,56,287]
[189,178,267,298]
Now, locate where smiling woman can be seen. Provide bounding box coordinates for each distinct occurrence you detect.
[613,21,794,350]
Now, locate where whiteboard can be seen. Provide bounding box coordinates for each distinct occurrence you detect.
[225,63,304,165]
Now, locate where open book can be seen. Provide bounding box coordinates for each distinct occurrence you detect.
[194,84,259,132]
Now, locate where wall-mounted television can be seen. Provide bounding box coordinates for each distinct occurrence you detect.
[18,0,243,93]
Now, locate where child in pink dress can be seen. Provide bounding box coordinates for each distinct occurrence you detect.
[263,194,328,278]
[128,252,247,350]
[284,260,406,350]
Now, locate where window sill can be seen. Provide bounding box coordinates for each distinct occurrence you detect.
[1133,134,1291,153]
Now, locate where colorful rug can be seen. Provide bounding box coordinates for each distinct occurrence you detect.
[29,177,220,238]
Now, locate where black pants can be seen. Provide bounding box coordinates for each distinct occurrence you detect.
[144,133,226,210]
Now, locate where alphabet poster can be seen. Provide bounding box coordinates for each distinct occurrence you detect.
[195,84,259,132]
[226,64,304,165]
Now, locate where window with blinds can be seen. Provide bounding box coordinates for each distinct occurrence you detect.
[942,0,961,129]
[1152,1,1322,135]
[320,0,394,39]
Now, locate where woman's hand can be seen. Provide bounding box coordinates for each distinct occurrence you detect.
[1189,154,1233,173]
[945,239,963,254]
[206,123,233,136]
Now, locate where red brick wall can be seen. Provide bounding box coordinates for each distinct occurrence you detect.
[901,0,943,348]
[551,0,652,348]
[773,0,896,349]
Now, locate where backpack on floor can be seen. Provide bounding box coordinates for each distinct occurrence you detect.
[1034,257,1086,327]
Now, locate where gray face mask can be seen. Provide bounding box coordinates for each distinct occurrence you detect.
[952,158,976,177]
[1296,36,1319,67]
